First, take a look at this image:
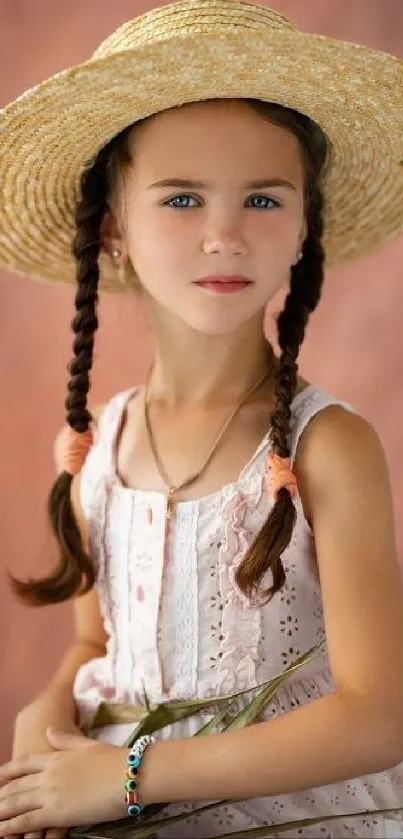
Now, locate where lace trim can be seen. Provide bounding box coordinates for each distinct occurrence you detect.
[174,504,199,698]
[217,477,268,694]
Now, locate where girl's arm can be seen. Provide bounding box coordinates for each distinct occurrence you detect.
[13,585,107,754]
[138,407,403,806]
[14,416,108,753]
[13,630,104,756]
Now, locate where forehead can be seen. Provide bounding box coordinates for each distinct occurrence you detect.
[130,100,304,184]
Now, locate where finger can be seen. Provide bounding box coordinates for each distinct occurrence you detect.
[0,778,39,803]
[0,792,40,823]
[0,810,43,838]
[0,758,47,786]
[25,833,45,839]
[45,831,67,839]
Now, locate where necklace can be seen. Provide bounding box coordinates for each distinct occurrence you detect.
[144,354,276,521]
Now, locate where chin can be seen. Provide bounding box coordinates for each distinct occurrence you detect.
[184,313,254,336]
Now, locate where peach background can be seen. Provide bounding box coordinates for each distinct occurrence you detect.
[1,0,402,763]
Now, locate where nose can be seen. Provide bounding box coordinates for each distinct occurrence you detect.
[202,215,248,257]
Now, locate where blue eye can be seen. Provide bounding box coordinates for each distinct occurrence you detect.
[248,195,279,210]
[164,195,198,208]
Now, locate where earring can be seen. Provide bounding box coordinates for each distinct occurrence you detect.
[111,246,127,284]
[292,249,303,268]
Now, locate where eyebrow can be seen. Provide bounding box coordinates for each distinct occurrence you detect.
[147,177,297,191]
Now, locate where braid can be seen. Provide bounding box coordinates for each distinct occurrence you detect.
[272,186,325,455]
[10,148,110,605]
[235,183,325,601]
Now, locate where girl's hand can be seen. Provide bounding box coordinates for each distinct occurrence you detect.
[0,729,128,836]
[11,691,83,839]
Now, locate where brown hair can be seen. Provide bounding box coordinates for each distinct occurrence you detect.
[10,99,328,606]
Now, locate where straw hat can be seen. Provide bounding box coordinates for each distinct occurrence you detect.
[1,0,403,293]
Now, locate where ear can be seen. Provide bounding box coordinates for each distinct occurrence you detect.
[100,208,126,258]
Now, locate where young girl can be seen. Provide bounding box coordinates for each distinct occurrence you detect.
[1,2,403,838]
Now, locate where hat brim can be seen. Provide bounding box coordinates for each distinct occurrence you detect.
[1,29,403,293]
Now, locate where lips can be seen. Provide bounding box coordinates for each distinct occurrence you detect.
[195,278,252,294]
[195,275,252,285]
[194,275,253,293]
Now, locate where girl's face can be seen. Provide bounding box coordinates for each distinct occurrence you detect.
[115,99,306,336]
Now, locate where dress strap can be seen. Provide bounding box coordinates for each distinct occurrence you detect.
[79,386,139,521]
[289,385,355,465]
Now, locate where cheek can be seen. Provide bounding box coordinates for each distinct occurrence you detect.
[257,212,303,264]
[128,209,193,269]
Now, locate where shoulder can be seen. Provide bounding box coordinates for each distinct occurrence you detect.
[294,402,391,532]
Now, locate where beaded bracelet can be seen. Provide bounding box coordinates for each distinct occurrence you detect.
[125,734,156,817]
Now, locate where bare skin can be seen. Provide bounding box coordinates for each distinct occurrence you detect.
[113,366,310,505]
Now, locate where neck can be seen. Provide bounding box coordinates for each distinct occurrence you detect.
[145,311,277,409]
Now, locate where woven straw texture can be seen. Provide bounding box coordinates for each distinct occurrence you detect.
[1,0,403,293]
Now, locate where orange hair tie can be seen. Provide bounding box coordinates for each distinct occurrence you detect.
[266,453,297,501]
[59,425,94,476]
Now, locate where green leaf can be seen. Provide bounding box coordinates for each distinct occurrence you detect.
[85,704,148,732]
[226,642,322,731]
[203,806,403,838]
[194,702,235,736]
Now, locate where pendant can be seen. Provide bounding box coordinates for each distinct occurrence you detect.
[166,488,176,519]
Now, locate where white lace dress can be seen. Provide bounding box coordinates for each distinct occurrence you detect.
[73,385,403,838]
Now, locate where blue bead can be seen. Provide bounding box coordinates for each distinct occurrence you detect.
[128,803,141,817]
[127,755,141,768]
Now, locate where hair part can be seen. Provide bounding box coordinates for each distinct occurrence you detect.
[10,99,328,606]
